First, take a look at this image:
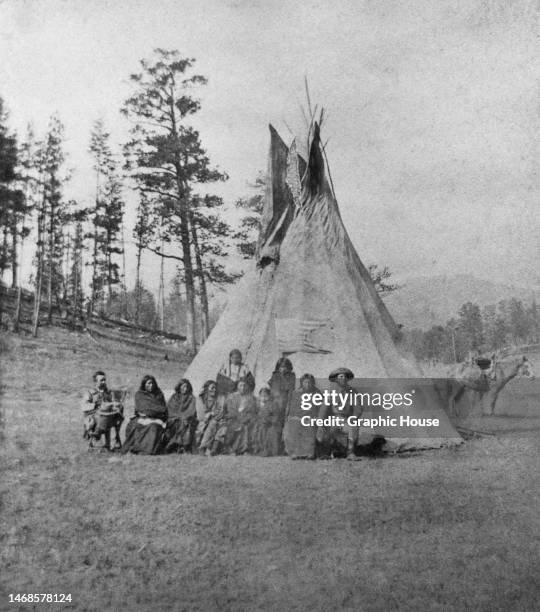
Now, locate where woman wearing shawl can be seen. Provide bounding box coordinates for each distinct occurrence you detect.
[122,375,168,455]
[253,386,282,456]
[165,379,197,453]
[197,380,228,456]
[284,373,320,459]
[268,357,296,451]
[216,348,255,395]
[224,378,257,455]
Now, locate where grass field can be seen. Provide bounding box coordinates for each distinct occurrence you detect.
[1,328,539,612]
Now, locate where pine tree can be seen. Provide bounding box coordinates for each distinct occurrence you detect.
[42,116,70,324]
[66,207,88,319]
[11,125,41,330]
[132,193,153,324]
[88,119,124,314]
[122,49,227,351]
[190,194,240,342]
[0,98,25,289]
[29,115,71,333]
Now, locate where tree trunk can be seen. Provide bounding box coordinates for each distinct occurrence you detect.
[120,220,128,319]
[169,91,196,352]
[178,203,196,352]
[14,165,32,332]
[106,226,112,308]
[62,227,70,302]
[190,215,209,343]
[32,259,43,337]
[73,254,80,320]
[90,215,98,314]
[46,200,54,325]
[1,227,8,283]
[32,197,46,337]
[135,243,142,325]
[10,215,18,289]
[13,287,22,332]
[159,249,165,332]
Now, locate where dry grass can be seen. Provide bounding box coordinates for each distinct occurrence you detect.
[1,328,539,611]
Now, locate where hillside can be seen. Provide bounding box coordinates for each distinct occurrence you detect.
[384,274,540,330]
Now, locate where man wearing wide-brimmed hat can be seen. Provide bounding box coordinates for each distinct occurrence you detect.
[328,367,355,386]
[316,367,361,460]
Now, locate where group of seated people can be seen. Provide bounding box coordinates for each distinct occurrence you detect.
[81,348,385,459]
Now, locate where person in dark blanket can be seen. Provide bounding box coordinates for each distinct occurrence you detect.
[122,375,168,455]
[165,379,198,453]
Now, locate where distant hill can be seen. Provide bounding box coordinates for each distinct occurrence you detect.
[383,274,540,330]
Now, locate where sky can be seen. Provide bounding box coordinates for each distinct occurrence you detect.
[1,0,539,297]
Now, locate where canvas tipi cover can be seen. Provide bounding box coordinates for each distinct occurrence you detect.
[184,124,461,450]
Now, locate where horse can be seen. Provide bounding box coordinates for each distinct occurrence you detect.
[448,352,534,417]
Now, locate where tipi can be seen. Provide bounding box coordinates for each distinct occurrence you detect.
[184,123,461,449]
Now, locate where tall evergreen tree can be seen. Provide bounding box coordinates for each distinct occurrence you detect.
[132,193,154,324]
[32,115,71,329]
[0,98,25,288]
[88,119,125,314]
[122,49,227,351]
[190,194,239,341]
[64,205,89,319]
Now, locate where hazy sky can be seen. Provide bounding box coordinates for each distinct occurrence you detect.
[1,0,539,295]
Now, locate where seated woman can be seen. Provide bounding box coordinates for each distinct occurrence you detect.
[224,378,257,455]
[253,386,282,456]
[284,373,320,459]
[216,348,255,395]
[165,379,197,453]
[268,357,296,452]
[122,375,168,455]
[196,380,228,456]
